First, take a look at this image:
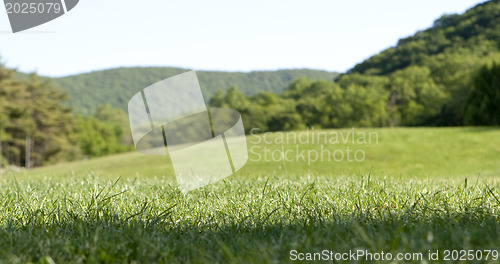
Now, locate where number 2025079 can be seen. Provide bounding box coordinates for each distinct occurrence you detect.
[5,2,62,14]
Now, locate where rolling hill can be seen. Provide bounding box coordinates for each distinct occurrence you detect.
[47,67,338,115]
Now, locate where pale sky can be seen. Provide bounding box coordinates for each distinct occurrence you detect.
[0,0,487,77]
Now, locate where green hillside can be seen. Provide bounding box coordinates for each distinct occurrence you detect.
[344,0,500,126]
[50,67,338,115]
[349,0,500,75]
[5,0,500,169]
[218,0,500,131]
[24,127,500,180]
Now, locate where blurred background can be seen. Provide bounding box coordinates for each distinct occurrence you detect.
[1,0,499,169]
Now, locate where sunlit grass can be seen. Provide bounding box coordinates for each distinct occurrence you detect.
[1,127,499,263]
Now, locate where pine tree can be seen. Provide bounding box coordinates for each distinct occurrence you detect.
[0,67,75,167]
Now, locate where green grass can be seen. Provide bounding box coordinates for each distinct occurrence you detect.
[1,127,500,263]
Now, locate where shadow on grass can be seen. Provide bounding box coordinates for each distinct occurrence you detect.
[1,176,499,263]
[0,206,499,263]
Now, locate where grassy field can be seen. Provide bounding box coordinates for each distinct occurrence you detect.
[1,127,500,263]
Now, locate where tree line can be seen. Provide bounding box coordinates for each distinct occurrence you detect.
[210,58,500,133]
[0,66,131,168]
[210,0,500,131]
[1,58,499,168]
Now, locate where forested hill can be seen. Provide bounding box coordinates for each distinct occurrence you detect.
[49,67,338,115]
[207,0,500,131]
[349,0,499,75]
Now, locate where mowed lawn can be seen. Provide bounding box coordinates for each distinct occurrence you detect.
[0,127,500,263]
